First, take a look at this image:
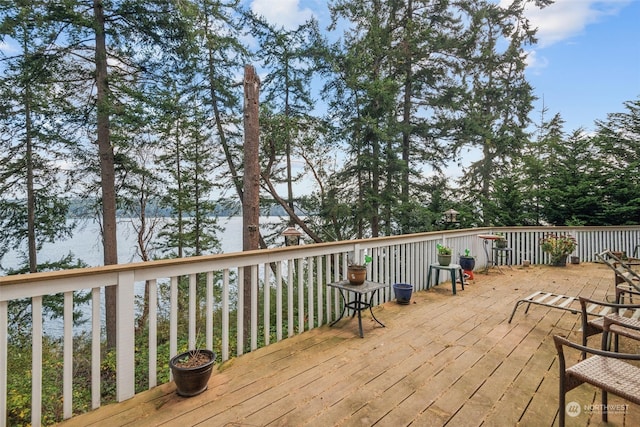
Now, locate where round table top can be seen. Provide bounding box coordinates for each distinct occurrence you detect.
[478,234,502,240]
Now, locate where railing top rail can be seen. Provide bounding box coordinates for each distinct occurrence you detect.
[2,225,639,293]
[0,228,491,287]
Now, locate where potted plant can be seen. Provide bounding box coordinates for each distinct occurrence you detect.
[347,254,372,285]
[436,243,452,266]
[459,249,476,272]
[539,233,577,266]
[495,232,508,248]
[169,348,216,397]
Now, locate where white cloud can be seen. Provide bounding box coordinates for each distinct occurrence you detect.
[500,0,632,73]
[516,0,631,48]
[251,0,315,30]
[524,49,549,71]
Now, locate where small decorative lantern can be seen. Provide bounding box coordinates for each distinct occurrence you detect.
[443,209,459,228]
[281,226,302,246]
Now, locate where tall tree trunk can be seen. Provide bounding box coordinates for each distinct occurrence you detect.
[401,0,413,206]
[481,140,493,226]
[242,65,260,350]
[371,136,380,237]
[205,33,270,251]
[94,0,118,350]
[24,81,37,273]
[284,68,295,224]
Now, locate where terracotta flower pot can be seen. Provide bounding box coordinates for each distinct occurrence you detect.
[347,265,367,285]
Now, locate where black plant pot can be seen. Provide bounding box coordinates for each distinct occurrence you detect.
[393,283,413,305]
[170,349,216,397]
[550,255,568,267]
[459,256,476,272]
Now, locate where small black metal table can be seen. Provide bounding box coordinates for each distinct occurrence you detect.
[327,280,387,338]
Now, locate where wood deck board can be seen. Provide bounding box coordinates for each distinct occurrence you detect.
[56,263,640,427]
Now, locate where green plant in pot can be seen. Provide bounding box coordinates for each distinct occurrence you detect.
[170,348,216,397]
[347,254,372,285]
[436,243,452,266]
[495,232,508,248]
[539,233,577,266]
[459,249,476,271]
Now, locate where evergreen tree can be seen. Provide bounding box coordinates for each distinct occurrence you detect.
[389,0,464,233]
[328,0,402,238]
[155,87,222,258]
[192,0,248,210]
[592,97,640,224]
[30,0,197,347]
[519,106,565,225]
[454,0,543,226]
[539,129,605,225]
[0,0,78,272]
[251,16,325,240]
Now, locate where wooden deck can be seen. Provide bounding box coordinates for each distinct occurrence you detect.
[58,262,640,427]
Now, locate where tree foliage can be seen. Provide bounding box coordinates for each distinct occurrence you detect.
[0,0,639,280]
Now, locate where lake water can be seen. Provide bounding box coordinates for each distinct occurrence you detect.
[2,216,286,337]
[1,216,283,271]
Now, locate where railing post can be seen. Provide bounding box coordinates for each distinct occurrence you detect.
[189,274,197,349]
[206,273,214,351]
[0,300,7,424]
[222,269,230,361]
[263,264,271,346]
[63,291,73,419]
[32,296,43,426]
[251,264,258,350]
[117,271,135,402]
[91,287,101,409]
[169,276,178,373]
[297,258,304,334]
[148,280,158,389]
[275,263,282,343]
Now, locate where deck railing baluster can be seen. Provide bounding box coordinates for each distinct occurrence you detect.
[63,291,73,419]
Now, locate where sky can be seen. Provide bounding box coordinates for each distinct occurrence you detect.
[248,0,640,134]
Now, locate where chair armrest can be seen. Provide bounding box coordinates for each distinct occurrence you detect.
[616,283,640,297]
[553,334,640,361]
[603,314,640,333]
[615,285,640,307]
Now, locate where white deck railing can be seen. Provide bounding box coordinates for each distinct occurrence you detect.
[1,225,639,425]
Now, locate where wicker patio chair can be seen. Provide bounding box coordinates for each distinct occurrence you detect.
[554,318,640,427]
[579,296,640,356]
[596,250,640,294]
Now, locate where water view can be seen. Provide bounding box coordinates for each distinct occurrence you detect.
[1,216,285,272]
[2,216,286,337]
